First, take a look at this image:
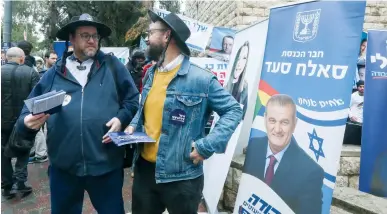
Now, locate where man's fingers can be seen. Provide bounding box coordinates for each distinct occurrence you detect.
[26,114,50,130]
[106,119,113,127]
[124,126,135,134]
[102,136,112,144]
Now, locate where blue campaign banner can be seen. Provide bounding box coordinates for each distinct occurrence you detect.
[234,1,366,214]
[53,41,72,59]
[359,30,387,197]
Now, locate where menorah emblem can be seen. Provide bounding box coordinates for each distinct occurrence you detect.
[293,9,321,43]
[300,14,315,35]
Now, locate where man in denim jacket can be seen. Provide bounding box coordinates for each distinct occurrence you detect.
[125,10,242,214]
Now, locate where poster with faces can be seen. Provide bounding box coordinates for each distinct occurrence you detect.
[202,20,269,214]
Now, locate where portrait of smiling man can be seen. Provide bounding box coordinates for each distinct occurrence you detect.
[16,13,139,214]
[243,94,324,214]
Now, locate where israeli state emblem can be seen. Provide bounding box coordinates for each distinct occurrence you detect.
[293,9,321,43]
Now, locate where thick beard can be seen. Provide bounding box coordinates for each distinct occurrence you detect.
[146,43,164,61]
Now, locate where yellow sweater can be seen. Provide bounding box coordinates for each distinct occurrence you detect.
[141,65,181,162]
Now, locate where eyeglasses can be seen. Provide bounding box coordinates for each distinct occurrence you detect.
[144,28,168,37]
[78,33,100,41]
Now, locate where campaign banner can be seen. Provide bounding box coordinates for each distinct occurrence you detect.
[100,47,130,65]
[203,20,269,214]
[153,8,213,52]
[139,37,147,51]
[190,57,228,86]
[234,1,366,214]
[53,41,129,65]
[1,42,14,65]
[359,30,387,197]
[208,27,236,61]
[53,41,73,58]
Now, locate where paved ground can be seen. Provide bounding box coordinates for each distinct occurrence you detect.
[1,161,207,214]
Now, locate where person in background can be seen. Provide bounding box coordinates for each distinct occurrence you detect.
[39,51,58,78]
[126,49,146,92]
[1,47,40,199]
[349,80,364,125]
[343,80,364,145]
[17,41,36,69]
[35,56,44,72]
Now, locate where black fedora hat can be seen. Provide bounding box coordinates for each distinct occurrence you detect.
[56,13,112,41]
[148,10,191,56]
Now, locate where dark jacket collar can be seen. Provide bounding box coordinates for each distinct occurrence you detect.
[6,62,19,66]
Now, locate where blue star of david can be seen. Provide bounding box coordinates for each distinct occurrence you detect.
[308,128,325,162]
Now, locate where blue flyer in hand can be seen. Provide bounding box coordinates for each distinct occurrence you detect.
[108,132,156,146]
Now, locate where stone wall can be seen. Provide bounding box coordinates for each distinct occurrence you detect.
[336,148,361,189]
[218,145,362,212]
[184,1,387,30]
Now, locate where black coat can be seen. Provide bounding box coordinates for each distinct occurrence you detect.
[1,62,40,133]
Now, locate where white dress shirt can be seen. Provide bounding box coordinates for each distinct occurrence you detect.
[348,92,364,123]
[65,57,94,87]
[158,54,184,73]
[264,142,291,176]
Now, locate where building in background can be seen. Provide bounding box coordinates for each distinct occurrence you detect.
[183,1,387,31]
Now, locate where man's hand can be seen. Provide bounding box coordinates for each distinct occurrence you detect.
[350,116,358,122]
[102,117,121,143]
[190,142,204,165]
[24,113,50,130]
[124,126,135,135]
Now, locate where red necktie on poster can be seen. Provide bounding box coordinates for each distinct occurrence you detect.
[265,155,277,186]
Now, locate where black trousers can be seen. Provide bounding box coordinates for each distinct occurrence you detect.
[343,120,362,146]
[1,131,30,189]
[132,156,204,214]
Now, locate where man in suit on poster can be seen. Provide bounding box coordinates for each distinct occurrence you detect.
[243,94,324,214]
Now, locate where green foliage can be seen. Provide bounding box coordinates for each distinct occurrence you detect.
[40,1,147,47]
[8,1,148,53]
[9,1,47,52]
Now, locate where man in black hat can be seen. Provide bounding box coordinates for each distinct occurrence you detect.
[126,10,242,214]
[16,13,139,213]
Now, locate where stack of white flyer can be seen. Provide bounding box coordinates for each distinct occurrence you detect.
[24,90,66,115]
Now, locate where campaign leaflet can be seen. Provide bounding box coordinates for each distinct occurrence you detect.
[108,132,156,146]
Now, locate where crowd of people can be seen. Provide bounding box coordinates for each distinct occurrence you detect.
[0,7,370,214]
[1,10,242,214]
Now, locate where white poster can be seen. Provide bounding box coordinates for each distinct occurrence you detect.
[190,57,228,86]
[101,47,130,65]
[153,8,213,52]
[202,20,269,214]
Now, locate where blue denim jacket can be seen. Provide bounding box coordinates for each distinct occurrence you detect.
[130,56,242,183]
